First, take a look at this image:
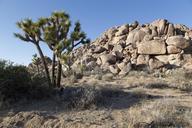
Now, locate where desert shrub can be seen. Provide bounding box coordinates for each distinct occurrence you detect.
[178,83,192,92]
[0,61,30,105]
[126,99,191,128]
[60,86,101,109]
[145,83,170,89]
[0,59,54,108]
[127,71,149,78]
[164,69,192,92]
[167,69,190,81]
[59,86,124,110]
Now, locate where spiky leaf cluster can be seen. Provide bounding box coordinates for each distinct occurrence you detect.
[39,12,71,52]
[14,19,42,43]
[39,11,90,59]
[32,54,41,65]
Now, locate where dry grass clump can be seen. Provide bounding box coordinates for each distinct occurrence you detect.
[148,69,192,92]
[125,99,192,128]
[144,83,170,89]
[60,86,100,109]
[143,80,192,92]
[177,83,192,92]
[166,68,192,81]
[59,86,123,110]
[126,71,149,78]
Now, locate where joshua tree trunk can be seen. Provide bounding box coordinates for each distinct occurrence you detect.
[56,60,62,87]
[51,53,56,87]
[35,44,52,87]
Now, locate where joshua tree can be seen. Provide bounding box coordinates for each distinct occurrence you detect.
[14,19,52,87]
[39,11,90,87]
[32,54,41,74]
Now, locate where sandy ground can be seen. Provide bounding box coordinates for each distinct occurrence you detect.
[0,71,192,128]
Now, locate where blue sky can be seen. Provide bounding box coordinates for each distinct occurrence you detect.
[0,0,192,65]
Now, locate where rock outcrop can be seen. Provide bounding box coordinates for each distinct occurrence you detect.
[70,19,192,75]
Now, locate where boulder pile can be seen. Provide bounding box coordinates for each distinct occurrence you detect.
[71,19,192,75]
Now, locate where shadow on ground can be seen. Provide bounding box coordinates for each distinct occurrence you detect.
[0,83,163,118]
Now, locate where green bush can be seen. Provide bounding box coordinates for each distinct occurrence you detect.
[0,59,53,108]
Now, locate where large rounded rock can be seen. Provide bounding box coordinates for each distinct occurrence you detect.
[167,45,181,54]
[112,51,124,61]
[149,58,165,69]
[126,29,147,45]
[188,30,192,39]
[103,43,114,51]
[151,26,158,37]
[118,62,132,76]
[112,44,123,52]
[109,65,120,75]
[93,46,106,54]
[103,27,118,40]
[151,19,167,35]
[141,27,151,34]
[117,62,128,70]
[96,57,102,65]
[138,39,166,55]
[131,21,139,29]
[136,55,150,65]
[166,36,190,49]
[167,23,175,37]
[168,54,182,66]
[115,24,129,36]
[100,54,117,65]
[143,35,153,41]
[174,24,190,34]
[86,61,98,70]
[155,54,182,66]
[81,55,96,65]
[112,35,127,44]
[158,19,167,35]
[155,55,169,64]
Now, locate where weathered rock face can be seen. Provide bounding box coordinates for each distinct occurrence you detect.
[137,55,150,65]
[109,65,120,75]
[167,45,181,54]
[118,62,132,76]
[115,24,129,37]
[100,54,117,65]
[93,46,106,54]
[126,29,147,45]
[167,23,175,37]
[69,19,192,75]
[149,58,165,69]
[151,19,168,35]
[166,36,190,49]
[138,40,166,55]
